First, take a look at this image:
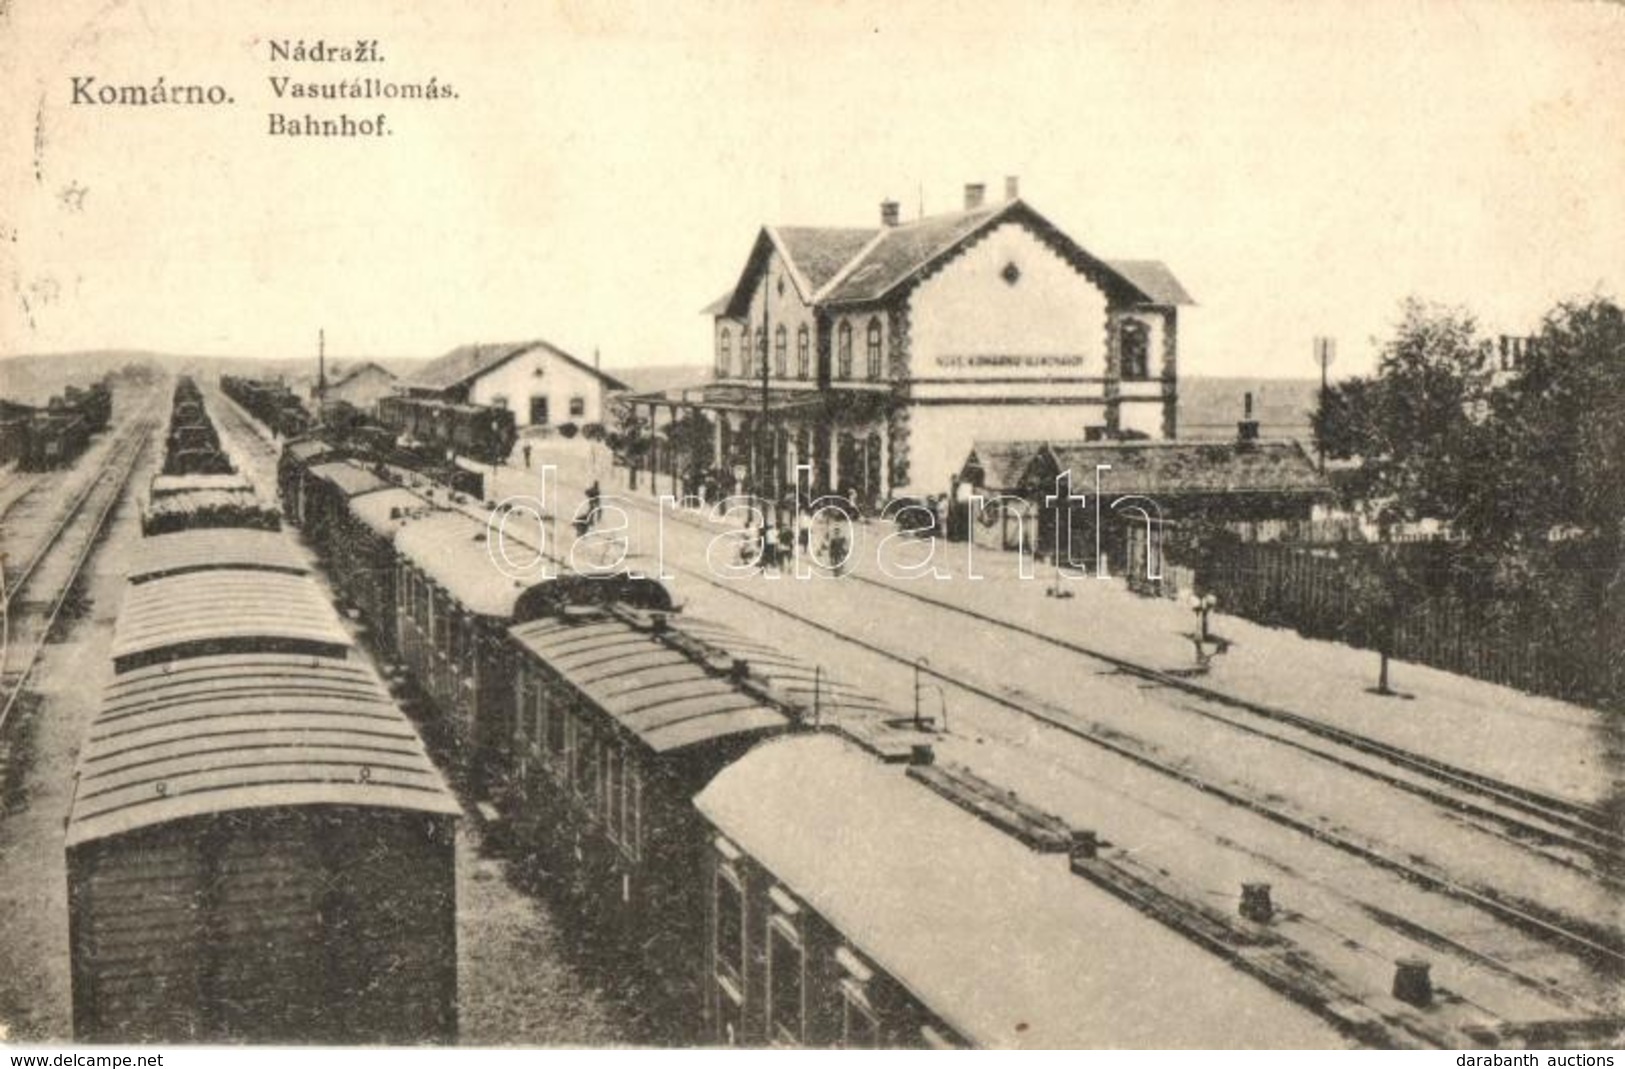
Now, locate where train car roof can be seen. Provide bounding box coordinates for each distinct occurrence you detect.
[509,617,789,753]
[350,488,435,537]
[283,438,338,462]
[307,461,392,498]
[394,510,539,617]
[128,529,307,583]
[148,473,254,498]
[67,653,460,848]
[695,734,1343,1050]
[112,570,352,671]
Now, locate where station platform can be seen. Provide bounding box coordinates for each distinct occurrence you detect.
[477,443,1616,811]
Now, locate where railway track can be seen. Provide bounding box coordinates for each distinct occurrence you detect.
[836,567,1624,862]
[0,410,155,737]
[220,400,1624,986]
[626,545,1625,980]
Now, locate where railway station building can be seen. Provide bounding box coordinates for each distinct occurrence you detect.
[623,179,1193,511]
[401,340,628,432]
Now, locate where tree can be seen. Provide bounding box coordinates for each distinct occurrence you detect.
[1340,544,1430,697]
[1479,296,1625,550]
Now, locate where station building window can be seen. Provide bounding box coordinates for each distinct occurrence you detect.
[866,318,883,380]
[837,321,853,380]
[718,329,732,375]
[774,325,788,377]
[797,325,810,379]
[755,327,768,376]
[569,396,586,418]
[738,334,752,378]
[766,887,806,1046]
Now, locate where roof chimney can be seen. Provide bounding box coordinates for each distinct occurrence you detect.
[880,199,900,227]
[964,182,986,210]
[1237,391,1260,443]
[1005,175,1020,201]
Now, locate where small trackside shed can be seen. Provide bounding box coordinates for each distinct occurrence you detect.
[66,654,462,1044]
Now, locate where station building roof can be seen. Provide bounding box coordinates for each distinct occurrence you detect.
[67,653,459,848]
[695,733,1342,1050]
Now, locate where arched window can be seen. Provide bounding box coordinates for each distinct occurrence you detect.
[1120,320,1150,380]
[774,325,788,376]
[796,325,810,379]
[738,329,752,377]
[718,328,732,375]
[866,318,883,380]
[837,321,853,380]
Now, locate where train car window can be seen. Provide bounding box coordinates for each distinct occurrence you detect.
[766,907,806,1046]
[840,981,879,1049]
[560,708,577,790]
[627,765,643,861]
[546,688,567,757]
[836,947,879,1048]
[714,863,746,991]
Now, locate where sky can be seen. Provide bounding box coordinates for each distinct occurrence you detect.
[1,0,1621,380]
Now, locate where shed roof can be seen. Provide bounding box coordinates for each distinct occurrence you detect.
[695,734,1341,1049]
[509,616,789,753]
[404,340,628,394]
[67,653,459,847]
[394,510,539,618]
[960,440,1052,491]
[307,460,391,498]
[128,529,308,583]
[112,570,352,669]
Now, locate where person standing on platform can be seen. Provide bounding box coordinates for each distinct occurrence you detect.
[522,441,532,468]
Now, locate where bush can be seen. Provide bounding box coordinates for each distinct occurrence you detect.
[557,421,580,440]
[581,422,604,441]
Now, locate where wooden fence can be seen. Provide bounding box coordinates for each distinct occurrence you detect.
[1162,539,1618,709]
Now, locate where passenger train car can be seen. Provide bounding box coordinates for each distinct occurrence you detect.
[377,394,517,467]
[273,448,1346,1049]
[66,396,460,1044]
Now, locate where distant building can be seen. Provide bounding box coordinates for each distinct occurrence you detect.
[319,361,398,413]
[400,340,628,429]
[625,179,1193,509]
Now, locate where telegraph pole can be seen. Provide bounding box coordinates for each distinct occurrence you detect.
[317,327,328,419]
[759,260,774,522]
[1313,336,1336,473]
